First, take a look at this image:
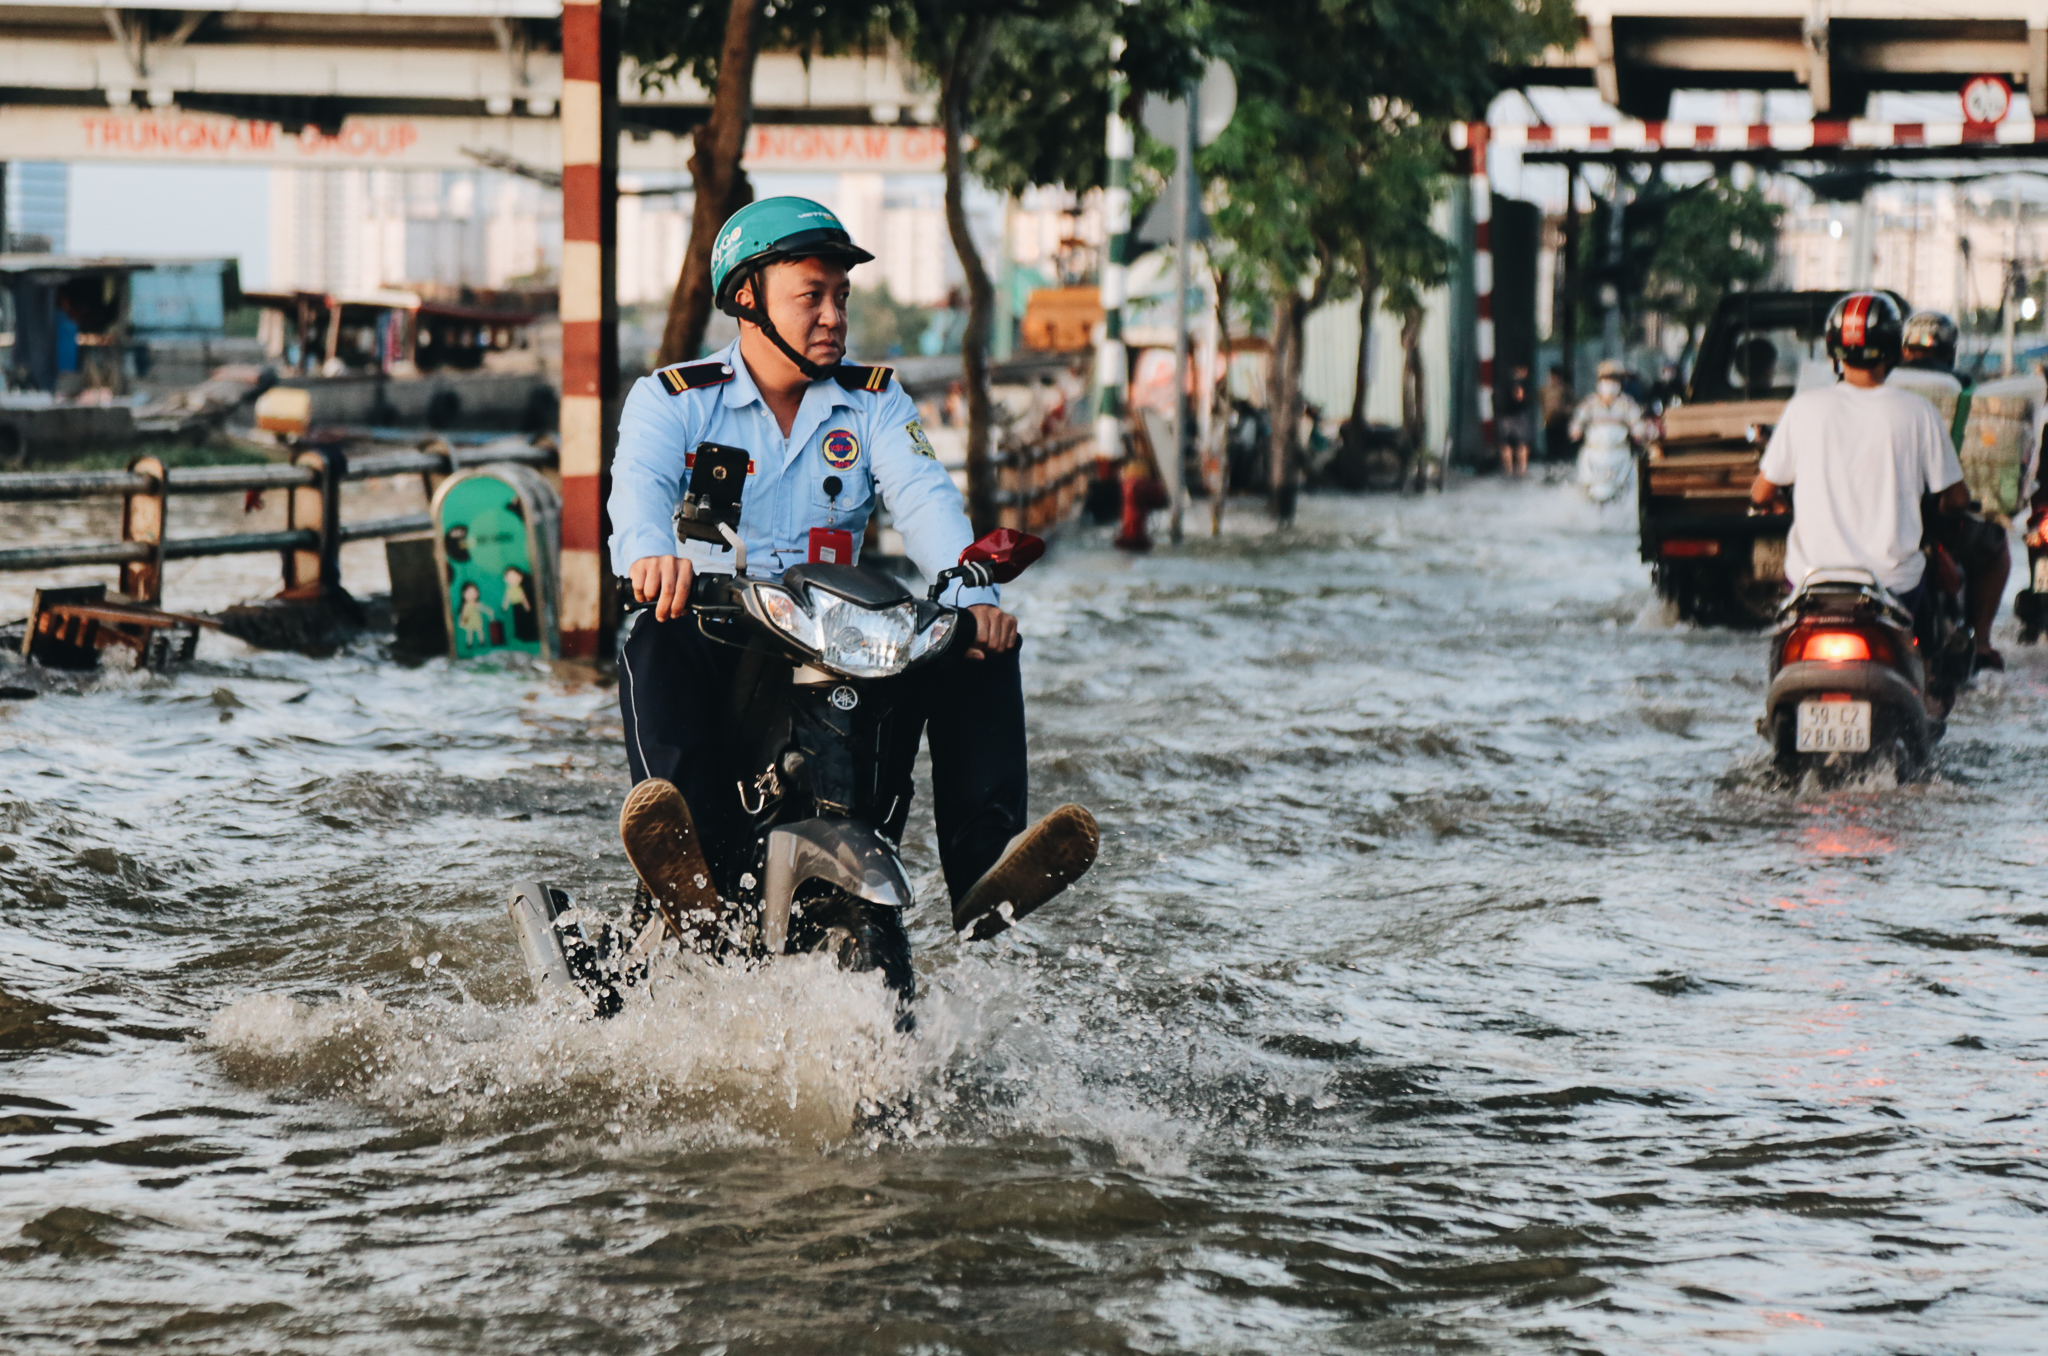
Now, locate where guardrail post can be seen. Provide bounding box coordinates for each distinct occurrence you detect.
[119,454,167,604]
[285,446,345,593]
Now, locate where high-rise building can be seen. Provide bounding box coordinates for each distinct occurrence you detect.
[4,162,68,254]
[268,167,560,296]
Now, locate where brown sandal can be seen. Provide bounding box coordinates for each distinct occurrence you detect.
[619,778,723,950]
[953,803,1099,941]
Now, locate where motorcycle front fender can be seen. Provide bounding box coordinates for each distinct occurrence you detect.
[761,817,917,954]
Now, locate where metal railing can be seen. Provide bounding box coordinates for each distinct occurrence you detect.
[994,426,1097,533]
[0,440,556,604]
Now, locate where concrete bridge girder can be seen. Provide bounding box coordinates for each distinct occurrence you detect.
[1547,3,2048,121]
[0,3,927,128]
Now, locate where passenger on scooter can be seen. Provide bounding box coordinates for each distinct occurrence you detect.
[607,197,1096,948]
[1747,293,1968,649]
[1886,309,2016,670]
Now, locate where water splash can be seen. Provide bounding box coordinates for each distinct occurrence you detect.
[207,951,926,1148]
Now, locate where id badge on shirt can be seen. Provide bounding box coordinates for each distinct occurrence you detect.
[808,527,854,565]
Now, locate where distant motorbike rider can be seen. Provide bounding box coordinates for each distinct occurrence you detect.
[1568,360,1648,447]
[1568,360,1649,502]
[607,196,1096,949]
[1748,293,1968,661]
[1886,308,2017,669]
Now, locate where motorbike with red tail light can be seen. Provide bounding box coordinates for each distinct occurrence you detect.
[1760,560,1971,780]
[510,526,1051,1015]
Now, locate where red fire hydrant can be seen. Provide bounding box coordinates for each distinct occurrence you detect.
[1114,469,1169,552]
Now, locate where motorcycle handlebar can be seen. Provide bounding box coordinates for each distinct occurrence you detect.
[616,571,742,621]
[688,572,742,613]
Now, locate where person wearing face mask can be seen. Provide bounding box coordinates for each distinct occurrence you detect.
[1567,361,1647,503]
[1568,360,1647,446]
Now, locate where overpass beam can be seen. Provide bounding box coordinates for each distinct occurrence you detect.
[1803,8,1831,116]
[1592,19,1619,107]
[2032,21,2047,113]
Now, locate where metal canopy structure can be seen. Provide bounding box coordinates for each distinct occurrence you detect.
[1519,2,2048,122]
[0,1,926,136]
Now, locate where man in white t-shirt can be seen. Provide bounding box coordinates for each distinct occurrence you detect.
[1749,292,1967,618]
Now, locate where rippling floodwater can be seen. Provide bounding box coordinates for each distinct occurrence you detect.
[4,480,2047,1354]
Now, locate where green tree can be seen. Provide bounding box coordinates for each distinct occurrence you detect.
[1200,0,1573,519]
[1371,134,1453,460]
[847,283,930,360]
[1642,174,1784,362]
[901,0,1202,533]
[625,0,892,366]
[1341,121,1450,439]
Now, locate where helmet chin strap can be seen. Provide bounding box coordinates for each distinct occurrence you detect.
[731,271,833,381]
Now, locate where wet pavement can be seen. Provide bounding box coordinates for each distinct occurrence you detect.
[3,479,2046,1354]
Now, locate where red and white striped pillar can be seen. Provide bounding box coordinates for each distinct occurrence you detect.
[558,0,618,659]
[1462,121,1495,455]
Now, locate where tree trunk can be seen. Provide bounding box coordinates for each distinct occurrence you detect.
[1209,262,1233,535]
[937,20,999,536]
[1268,291,1304,524]
[1349,269,1378,430]
[655,0,762,367]
[1399,305,1426,456]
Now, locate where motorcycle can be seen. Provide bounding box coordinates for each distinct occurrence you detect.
[1759,559,1970,781]
[508,438,1048,1019]
[1576,422,1635,504]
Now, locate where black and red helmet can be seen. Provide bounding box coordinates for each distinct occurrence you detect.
[1825,291,1904,368]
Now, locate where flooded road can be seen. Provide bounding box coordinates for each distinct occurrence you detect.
[4,481,2047,1354]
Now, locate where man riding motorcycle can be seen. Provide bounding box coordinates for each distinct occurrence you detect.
[1568,359,1648,501]
[1748,293,1968,690]
[607,196,1096,950]
[1887,309,2017,670]
[1568,359,1647,445]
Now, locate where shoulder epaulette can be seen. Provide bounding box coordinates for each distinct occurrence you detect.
[656,360,735,396]
[833,363,895,394]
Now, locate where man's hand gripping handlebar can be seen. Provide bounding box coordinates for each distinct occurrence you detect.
[624,550,1016,657]
[629,555,696,622]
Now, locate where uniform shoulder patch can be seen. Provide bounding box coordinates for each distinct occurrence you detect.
[833,363,895,394]
[656,360,735,396]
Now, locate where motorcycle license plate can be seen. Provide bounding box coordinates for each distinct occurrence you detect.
[1796,699,1872,752]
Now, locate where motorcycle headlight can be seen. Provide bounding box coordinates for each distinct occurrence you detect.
[749,583,821,650]
[909,609,957,663]
[812,594,916,677]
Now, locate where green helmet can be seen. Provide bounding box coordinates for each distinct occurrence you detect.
[711,196,874,316]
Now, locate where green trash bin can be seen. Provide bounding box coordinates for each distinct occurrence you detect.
[430,464,562,661]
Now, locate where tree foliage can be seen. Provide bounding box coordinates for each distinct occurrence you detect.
[622,0,889,91]
[1202,0,1573,301]
[1196,0,1574,514]
[961,0,1205,199]
[896,0,1204,532]
[1642,175,1784,341]
[625,0,899,365]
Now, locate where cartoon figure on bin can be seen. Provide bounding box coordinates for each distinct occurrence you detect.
[455,581,493,648]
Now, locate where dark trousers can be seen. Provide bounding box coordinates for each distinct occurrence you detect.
[617,610,1029,904]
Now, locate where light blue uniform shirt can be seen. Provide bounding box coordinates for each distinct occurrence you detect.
[607,339,997,608]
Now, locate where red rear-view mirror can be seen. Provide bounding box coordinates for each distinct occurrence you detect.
[960,529,1045,584]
